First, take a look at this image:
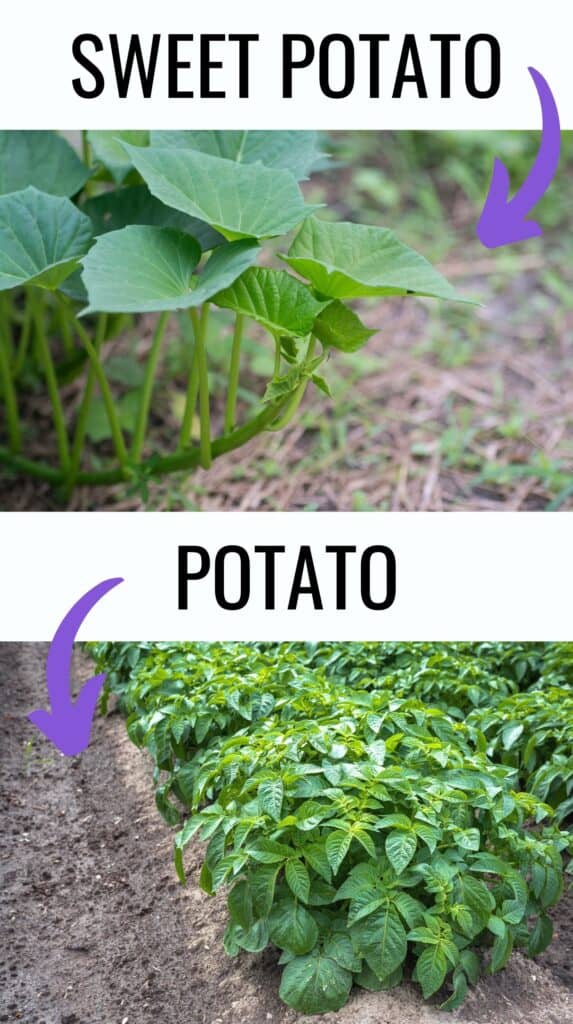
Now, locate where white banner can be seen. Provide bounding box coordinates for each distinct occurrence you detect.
[1,0,571,129]
[0,511,571,641]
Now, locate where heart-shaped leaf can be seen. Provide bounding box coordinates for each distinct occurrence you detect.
[81,225,259,314]
[313,300,377,352]
[83,184,222,251]
[0,131,90,198]
[87,130,149,183]
[0,187,93,292]
[124,144,320,241]
[214,267,325,338]
[283,217,464,302]
[150,130,324,180]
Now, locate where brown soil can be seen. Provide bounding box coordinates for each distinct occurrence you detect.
[1,644,572,1024]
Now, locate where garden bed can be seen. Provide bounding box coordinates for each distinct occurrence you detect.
[1,644,572,1024]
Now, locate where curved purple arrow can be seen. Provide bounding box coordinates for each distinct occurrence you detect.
[477,67,561,249]
[28,577,124,756]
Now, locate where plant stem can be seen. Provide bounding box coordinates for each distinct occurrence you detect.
[56,293,74,357]
[131,311,170,463]
[267,336,316,432]
[273,335,281,376]
[0,394,291,487]
[224,313,244,435]
[33,290,70,472]
[68,313,108,487]
[195,304,212,469]
[13,292,33,377]
[178,311,199,450]
[74,315,129,470]
[0,331,21,452]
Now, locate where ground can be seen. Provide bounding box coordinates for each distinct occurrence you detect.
[1,131,572,512]
[1,645,572,1024]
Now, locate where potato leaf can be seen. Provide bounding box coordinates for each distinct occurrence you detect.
[279,950,352,1014]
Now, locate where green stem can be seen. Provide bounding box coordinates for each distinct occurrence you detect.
[74,315,129,469]
[68,314,108,487]
[273,335,281,376]
[0,331,21,452]
[13,292,34,377]
[267,336,316,432]
[0,395,291,487]
[33,290,70,472]
[224,313,244,436]
[131,311,170,463]
[56,293,74,357]
[178,311,199,450]
[196,304,212,469]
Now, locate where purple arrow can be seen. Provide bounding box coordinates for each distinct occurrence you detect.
[28,577,124,756]
[477,67,561,249]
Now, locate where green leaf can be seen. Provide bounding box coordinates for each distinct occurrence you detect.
[247,838,295,864]
[303,843,332,883]
[279,950,352,1014]
[0,131,89,197]
[233,918,270,953]
[323,931,361,972]
[457,875,495,921]
[352,908,407,979]
[440,966,468,1011]
[124,143,319,241]
[501,722,524,750]
[325,830,352,874]
[82,226,258,314]
[0,187,93,292]
[87,130,149,182]
[416,945,448,999]
[214,267,325,338]
[150,130,324,180]
[83,184,222,251]
[385,830,417,875]
[249,864,279,918]
[528,914,553,956]
[258,778,284,821]
[283,217,465,302]
[268,898,318,955]
[313,300,377,352]
[490,923,513,973]
[285,859,311,903]
[228,879,253,930]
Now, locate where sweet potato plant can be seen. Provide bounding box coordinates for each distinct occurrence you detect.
[0,130,463,495]
[91,641,573,1014]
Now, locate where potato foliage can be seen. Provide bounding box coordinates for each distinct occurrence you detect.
[91,641,573,1014]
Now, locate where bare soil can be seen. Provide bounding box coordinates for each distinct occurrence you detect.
[1,644,572,1024]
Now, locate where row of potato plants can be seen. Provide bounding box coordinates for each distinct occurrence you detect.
[91,641,573,1014]
[0,130,467,496]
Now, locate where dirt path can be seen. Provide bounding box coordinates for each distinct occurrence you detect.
[1,645,572,1024]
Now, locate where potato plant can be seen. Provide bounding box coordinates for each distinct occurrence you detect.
[91,641,573,1015]
[0,130,464,496]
